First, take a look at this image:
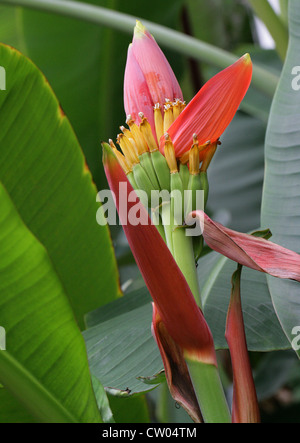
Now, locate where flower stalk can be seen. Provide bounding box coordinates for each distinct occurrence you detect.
[103,143,231,422]
[186,359,231,423]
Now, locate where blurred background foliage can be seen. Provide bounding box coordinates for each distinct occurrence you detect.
[0,0,299,424]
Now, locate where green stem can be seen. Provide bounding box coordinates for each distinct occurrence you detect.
[248,0,289,61]
[172,226,201,308]
[167,173,230,422]
[151,207,166,243]
[169,199,230,422]
[0,0,279,97]
[186,358,231,423]
[156,382,170,423]
[161,202,174,255]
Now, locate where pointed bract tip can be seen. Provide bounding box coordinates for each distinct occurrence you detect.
[101,141,111,152]
[127,43,133,54]
[134,20,147,39]
[101,141,117,165]
[242,53,252,65]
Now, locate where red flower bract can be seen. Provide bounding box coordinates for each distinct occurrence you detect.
[161,54,253,157]
[187,210,300,282]
[102,143,216,365]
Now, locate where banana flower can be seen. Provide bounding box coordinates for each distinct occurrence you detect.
[101,21,300,423]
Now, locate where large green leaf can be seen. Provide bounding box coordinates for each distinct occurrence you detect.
[0,43,120,330]
[0,182,101,423]
[19,0,109,189]
[261,0,300,355]
[198,252,290,351]
[254,351,298,402]
[202,50,283,233]
[83,288,163,396]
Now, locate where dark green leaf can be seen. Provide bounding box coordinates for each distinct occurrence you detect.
[0,43,120,330]
[84,288,163,396]
[261,0,300,356]
[198,252,290,351]
[0,182,101,423]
